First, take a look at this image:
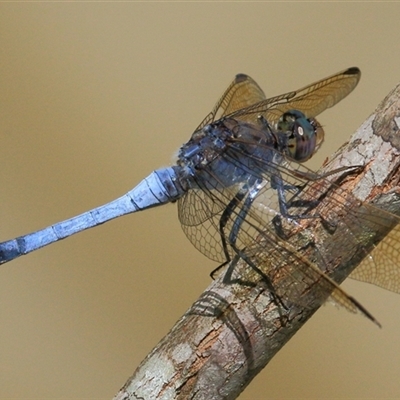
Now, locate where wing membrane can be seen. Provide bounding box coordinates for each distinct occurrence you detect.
[179,67,397,326]
[178,137,394,326]
[196,74,266,131]
[227,67,361,125]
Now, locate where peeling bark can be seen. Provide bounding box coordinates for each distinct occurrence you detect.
[114,83,400,400]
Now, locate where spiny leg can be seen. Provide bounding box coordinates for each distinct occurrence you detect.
[271,172,321,239]
[270,165,363,239]
[216,178,288,310]
[209,186,248,279]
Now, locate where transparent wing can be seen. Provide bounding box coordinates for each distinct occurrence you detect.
[292,174,400,296]
[349,205,400,293]
[195,73,266,131]
[178,135,400,325]
[182,68,360,236]
[179,67,400,325]
[227,67,361,125]
[178,188,228,262]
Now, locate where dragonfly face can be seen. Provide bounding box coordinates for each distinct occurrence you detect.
[277,110,324,162]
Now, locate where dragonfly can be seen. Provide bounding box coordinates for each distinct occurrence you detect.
[1,67,399,326]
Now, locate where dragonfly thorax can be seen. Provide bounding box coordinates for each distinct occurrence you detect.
[176,118,280,191]
[177,123,230,171]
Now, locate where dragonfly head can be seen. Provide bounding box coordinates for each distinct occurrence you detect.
[277,110,324,162]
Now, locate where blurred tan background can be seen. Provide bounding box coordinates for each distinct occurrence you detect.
[1,3,400,399]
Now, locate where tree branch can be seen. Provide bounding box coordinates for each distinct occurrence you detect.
[114,83,400,400]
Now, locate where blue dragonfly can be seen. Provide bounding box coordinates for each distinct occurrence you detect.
[1,67,399,326]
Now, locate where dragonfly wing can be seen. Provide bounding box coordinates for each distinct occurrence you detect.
[218,154,384,326]
[187,149,381,325]
[178,188,229,262]
[227,67,361,125]
[178,131,400,325]
[348,204,400,294]
[246,229,381,326]
[195,74,266,131]
[180,68,400,325]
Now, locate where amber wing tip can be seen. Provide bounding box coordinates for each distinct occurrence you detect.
[235,73,250,82]
[345,66,361,76]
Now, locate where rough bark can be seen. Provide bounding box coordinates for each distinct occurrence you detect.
[114,83,400,400]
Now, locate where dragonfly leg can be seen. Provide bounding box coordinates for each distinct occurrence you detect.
[271,173,314,217]
[217,179,258,270]
[272,164,364,239]
[220,187,249,262]
[224,249,289,312]
[209,186,248,279]
[210,260,229,280]
[271,173,322,240]
[217,179,288,310]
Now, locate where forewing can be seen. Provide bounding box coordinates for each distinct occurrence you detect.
[227,67,361,125]
[195,74,266,131]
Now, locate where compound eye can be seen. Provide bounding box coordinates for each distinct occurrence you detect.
[277,110,301,133]
[278,111,321,162]
[287,119,317,162]
[311,118,325,152]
